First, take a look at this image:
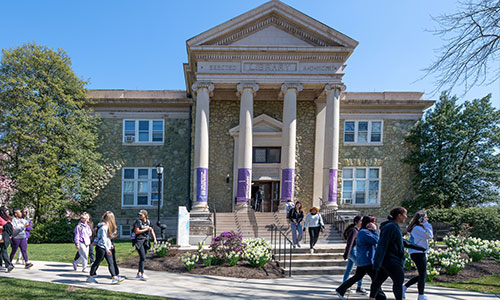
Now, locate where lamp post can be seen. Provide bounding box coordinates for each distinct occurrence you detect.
[156,163,167,241]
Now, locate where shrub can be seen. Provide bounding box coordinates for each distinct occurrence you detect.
[427,207,500,240]
[243,238,272,267]
[226,251,241,266]
[426,264,440,282]
[29,218,78,243]
[200,252,215,266]
[462,237,489,262]
[180,252,198,271]
[210,231,246,260]
[151,241,172,257]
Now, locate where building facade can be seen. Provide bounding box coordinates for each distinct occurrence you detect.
[89,1,433,238]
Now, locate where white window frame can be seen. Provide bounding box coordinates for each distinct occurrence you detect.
[341,167,381,206]
[343,120,383,145]
[121,168,164,207]
[122,120,165,144]
[120,225,131,238]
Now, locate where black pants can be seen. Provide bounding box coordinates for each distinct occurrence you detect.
[136,240,147,273]
[90,246,119,277]
[405,252,427,295]
[0,243,12,268]
[337,265,386,300]
[370,261,405,300]
[74,244,95,263]
[308,227,321,249]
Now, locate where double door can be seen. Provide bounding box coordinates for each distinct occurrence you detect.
[251,181,280,212]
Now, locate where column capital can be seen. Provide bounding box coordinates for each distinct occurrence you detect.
[236,82,259,96]
[192,82,214,96]
[324,83,346,95]
[281,83,303,93]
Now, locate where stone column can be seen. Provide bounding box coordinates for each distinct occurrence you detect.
[323,83,345,209]
[279,83,302,210]
[235,83,258,210]
[191,82,213,212]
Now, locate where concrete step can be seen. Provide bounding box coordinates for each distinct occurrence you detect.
[288,266,347,275]
[288,253,344,260]
[278,259,346,267]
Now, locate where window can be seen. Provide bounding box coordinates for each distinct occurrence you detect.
[120,225,131,238]
[343,121,383,144]
[342,167,380,205]
[122,120,164,144]
[252,147,281,163]
[122,168,163,207]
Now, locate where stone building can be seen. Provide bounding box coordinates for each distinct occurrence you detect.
[88,0,433,239]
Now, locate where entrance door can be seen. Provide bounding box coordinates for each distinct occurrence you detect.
[251,181,280,212]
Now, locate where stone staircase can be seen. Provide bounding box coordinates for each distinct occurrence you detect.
[214,210,349,275]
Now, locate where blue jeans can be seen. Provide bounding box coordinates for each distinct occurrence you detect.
[343,248,363,288]
[290,222,303,245]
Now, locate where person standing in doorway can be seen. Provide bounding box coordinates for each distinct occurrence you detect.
[403,210,433,300]
[72,212,93,273]
[303,207,324,254]
[255,187,263,212]
[9,209,33,269]
[341,215,365,295]
[132,209,157,281]
[287,201,304,248]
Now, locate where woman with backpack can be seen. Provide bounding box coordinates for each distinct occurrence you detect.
[287,201,304,248]
[132,209,157,281]
[72,212,93,272]
[87,211,124,285]
[341,215,365,294]
[303,207,324,254]
[0,207,14,272]
[402,210,433,300]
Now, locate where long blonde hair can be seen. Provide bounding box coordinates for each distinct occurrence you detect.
[101,211,117,239]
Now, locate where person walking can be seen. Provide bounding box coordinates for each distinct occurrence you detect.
[16,208,32,265]
[74,217,96,265]
[369,207,424,300]
[341,215,365,295]
[9,209,33,269]
[132,209,157,281]
[87,211,124,285]
[0,207,14,272]
[402,210,433,300]
[72,212,93,272]
[303,207,324,254]
[336,215,386,300]
[287,201,304,248]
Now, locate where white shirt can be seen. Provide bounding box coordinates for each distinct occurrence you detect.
[304,213,324,228]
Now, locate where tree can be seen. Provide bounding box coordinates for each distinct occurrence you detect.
[0,43,107,222]
[425,0,500,93]
[404,92,500,211]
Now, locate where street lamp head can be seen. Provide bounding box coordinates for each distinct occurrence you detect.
[156,163,164,176]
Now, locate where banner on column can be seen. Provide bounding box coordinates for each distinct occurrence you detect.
[236,168,251,202]
[281,168,295,202]
[196,168,208,202]
[328,169,338,203]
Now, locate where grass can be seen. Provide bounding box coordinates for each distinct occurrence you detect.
[0,277,174,300]
[26,241,138,265]
[429,273,500,295]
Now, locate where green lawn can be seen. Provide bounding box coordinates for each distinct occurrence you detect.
[429,273,500,295]
[26,241,138,264]
[0,277,173,300]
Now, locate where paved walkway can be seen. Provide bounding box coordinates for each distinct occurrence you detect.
[0,261,499,300]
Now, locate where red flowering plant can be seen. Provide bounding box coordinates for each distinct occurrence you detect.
[209,231,247,261]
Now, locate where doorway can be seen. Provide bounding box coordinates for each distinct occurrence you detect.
[251,181,280,212]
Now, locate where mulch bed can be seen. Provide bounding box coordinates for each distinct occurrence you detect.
[119,249,285,279]
[405,258,500,283]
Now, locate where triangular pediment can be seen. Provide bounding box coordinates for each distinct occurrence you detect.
[187,1,358,49]
[229,114,282,136]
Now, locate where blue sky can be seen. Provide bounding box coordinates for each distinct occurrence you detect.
[0,0,498,108]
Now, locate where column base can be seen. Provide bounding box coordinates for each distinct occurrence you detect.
[235,201,249,211]
[189,211,213,245]
[325,201,339,210]
[191,201,209,212]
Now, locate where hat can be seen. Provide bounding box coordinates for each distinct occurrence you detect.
[138,209,148,217]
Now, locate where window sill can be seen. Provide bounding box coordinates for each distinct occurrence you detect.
[121,205,164,208]
[122,143,165,146]
[343,143,383,146]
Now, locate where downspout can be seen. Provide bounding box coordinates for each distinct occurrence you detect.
[186,104,193,211]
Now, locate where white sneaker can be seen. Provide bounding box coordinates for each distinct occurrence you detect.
[117,276,126,283]
[297,242,301,248]
[310,249,314,254]
[136,273,142,279]
[417,295,429,300]
[82,268,88,273]
[72,261,77,271]
[86,276,98,283]
[141,273,148,280]
[402,285,407,299]
[111,277,121,285]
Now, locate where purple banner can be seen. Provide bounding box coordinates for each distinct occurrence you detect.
[280,168,295,203]
[236,168,250,202]
[328,169,338,203]
[196,168,208,202]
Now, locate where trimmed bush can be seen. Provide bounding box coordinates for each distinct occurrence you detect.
[427,207,500,240]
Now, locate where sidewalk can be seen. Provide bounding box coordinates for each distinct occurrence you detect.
[0,261,498,300]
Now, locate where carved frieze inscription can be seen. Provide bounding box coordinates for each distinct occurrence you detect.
[197,61,341,74]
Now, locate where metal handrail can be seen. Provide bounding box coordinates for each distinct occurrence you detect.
[270,224,293,277]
